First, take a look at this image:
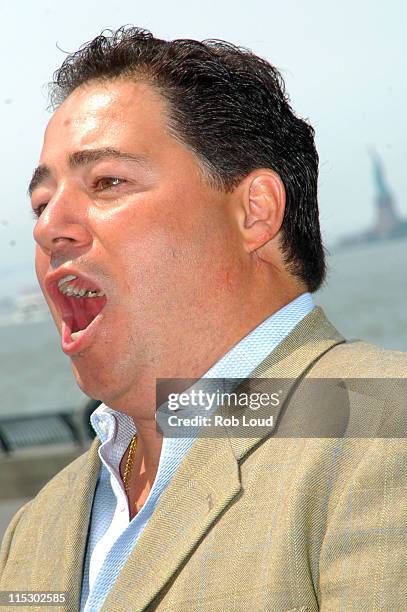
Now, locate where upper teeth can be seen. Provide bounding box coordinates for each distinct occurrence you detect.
[58,275,77,288]
[57,275,105,298]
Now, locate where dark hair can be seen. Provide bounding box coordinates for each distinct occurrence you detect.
[50,26,326,291]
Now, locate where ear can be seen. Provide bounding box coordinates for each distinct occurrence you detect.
[239,170,286,253]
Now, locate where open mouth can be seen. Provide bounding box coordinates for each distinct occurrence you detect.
[48,273,107,354]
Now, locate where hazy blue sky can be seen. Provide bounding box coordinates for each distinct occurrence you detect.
[1,0,406,298]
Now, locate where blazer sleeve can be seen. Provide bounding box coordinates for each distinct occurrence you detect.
[318,437,407,610]
[0,501,33,580]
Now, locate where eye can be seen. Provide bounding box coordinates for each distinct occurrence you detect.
[94,177,126,191]
[32,203,47,219]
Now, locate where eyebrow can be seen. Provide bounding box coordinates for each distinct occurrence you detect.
[28,147,150,196]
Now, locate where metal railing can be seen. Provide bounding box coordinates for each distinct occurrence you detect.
[0,400,100,455]
[0,401,100,502]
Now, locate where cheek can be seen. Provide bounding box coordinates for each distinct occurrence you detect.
[110,206,180,272]
[104,190,229,299]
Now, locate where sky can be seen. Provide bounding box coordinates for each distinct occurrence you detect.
[1,0,406,298]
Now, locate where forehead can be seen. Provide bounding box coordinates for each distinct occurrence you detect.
[41,80,172,162]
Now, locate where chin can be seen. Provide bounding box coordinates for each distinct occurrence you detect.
[70,357,113,402]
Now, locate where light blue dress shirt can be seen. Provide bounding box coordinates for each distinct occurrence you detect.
[80,293,314,610]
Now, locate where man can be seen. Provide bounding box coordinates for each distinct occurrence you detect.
[1,26,406,611]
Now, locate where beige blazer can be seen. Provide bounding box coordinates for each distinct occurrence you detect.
[1,307,406,611]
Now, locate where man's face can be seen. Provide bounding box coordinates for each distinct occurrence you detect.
[31,80,240,408]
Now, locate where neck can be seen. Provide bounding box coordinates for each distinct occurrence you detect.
[120,419,163,518]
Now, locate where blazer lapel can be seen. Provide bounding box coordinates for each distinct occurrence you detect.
[222,305,346,460]
[102,306,345,610]
[102,435,241,611]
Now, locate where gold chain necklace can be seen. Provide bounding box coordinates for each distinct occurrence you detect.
[122,434,138,496]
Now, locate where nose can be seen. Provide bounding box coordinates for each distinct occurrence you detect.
[33,184,92,260]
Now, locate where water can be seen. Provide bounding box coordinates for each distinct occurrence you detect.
[317,238,407,351]
[0,239,406,418]
[0,318,87,418]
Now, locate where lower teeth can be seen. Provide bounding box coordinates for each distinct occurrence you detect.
[71,331,83,341]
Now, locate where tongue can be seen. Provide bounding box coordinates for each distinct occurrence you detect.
[68,296,106,333]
